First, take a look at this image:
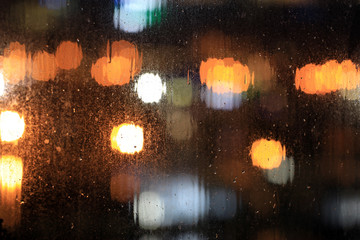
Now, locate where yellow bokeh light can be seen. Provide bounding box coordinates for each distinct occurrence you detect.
[111,123,144,154]
[0,111,25,142]
[250,139,286,170]
[0,155,23,229]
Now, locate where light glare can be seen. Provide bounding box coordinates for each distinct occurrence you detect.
[111,123,144,154]
[0,111,25,142]
[136,73,166,103]
[0,155,23,229]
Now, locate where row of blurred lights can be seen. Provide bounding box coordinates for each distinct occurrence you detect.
[2,40,360,109]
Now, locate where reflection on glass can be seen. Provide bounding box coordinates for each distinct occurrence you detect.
[91,40,142,86]
[323,191,360,229]
[295,60,360,95]
[264,157,294,185]
[134,175,238,230]
[111,173,140,202]
[166,78,192,107]
[135,73,166,103]
[0,156,23,229]
[0,111,25,143]
[200,58,254,110]
[31,51,57,81]
[166,110,196,141]
[250,139,286,170]
[0,72,4,96]
[111,123,144,154]
[55,41,83,70]
[113,0,165,33]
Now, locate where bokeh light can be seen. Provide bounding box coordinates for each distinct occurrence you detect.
[113,0,165,33]
[250,139,286,170]
[0,111,25,142]
[91,40,142,86]
[0,155,23,229]
[3,42,29,84]
[111,123,144,154]
[264,156,295,185]
[200,58,254,94]
[136,191,165,230]
[166,78,193,107]
[295,60,360,95]
[136,73,166,103]
[31,50,57,81]
[166,110,196,141]
[134,175,237,230]
[200,58,253,110]
[55,41,83,70]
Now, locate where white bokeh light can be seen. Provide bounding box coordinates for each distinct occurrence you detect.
[136,191,165,230]
[0,111,25,142]
[136,73,166,103]
[134,175,238,230]
[264,157,295,185]
[111,123,144,154]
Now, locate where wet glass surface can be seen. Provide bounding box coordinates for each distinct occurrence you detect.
[1,0,360,239]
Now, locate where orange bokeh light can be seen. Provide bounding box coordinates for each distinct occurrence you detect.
[250,139,286,170]
[295,60,360,94]
[91,40,142,86]
[55,41,83,70]
[31,51,57,81]
[3,42,30,84]
[200,58,254,94]
[0,155,23,229]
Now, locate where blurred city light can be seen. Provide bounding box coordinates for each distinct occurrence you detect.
[250,139,286,170]
[166,78,193,107]
[91,40,142,86]
[55,41,83,70]
[113,0,165,33]
[200,58,253,110]
[264,156,295,185]
[0,111,25,142]
[323,191,360,229]
[111,123,144,154]
[134,175,238,230]
[3,42,29,84]
[295,60,360,95]
[136,73,166,103]
[166,110,196,141]
[31,51,57,81]
[0,155,23,229]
